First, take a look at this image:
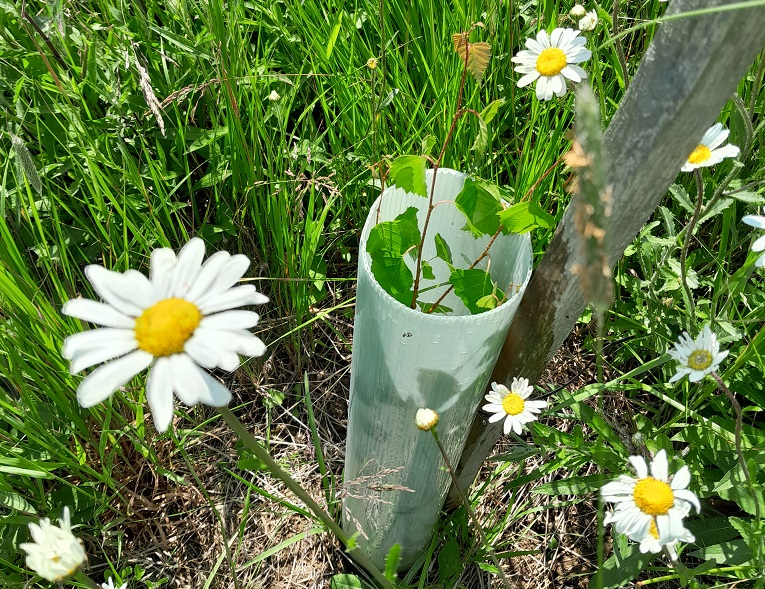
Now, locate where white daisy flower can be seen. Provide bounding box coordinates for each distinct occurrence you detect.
[742,214,765,267]
[482,378,547,435]
[578,10,598,31]
[511,28,591,101]
[681,123,740,172]
[19,506,86,582]
[267,90,280,102]
[638,507,695,560]
[601,450,700,551]
[667,324,729,384]
[102,577,128,589]
[62,238,269,432]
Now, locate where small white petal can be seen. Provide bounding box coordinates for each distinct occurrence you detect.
[69,337,138,374]
[197,285,267,314]
[63,328,135,359]
[150,247,176,299]
[197,369,233,407]
[171,238,206,298]
[184,250,231,302]
[76,351,153,407]
[169,353,208,406]
[63,299,135,329]
[742,215,765,229]
[85,265,144,316]
[146,357,174,432]
[200,310,261,330]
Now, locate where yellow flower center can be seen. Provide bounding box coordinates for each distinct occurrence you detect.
[688,349,712,371]
[502,393,525,416]
[134,298,202,357]
[536,47,567,76]
[649,518,659,540]
[687,144,711,164]
[633,477,674,516]
[51,555,62,563]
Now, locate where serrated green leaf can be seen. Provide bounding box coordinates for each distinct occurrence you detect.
[668,184,695,214]
[498,201,554,234]
[366,207,421,301]
[421,259,435,280]
[699,197,734,224]
[688,539,752,565]
[480,98,505,124]
[471,116,489,152]
[449,268,504,314]
[455,178,503,237]
[730,190,765,204]
[729,516,765,552]
[434,233,452,265]
[588,534,653,589]
[330,574,362,589]
[389,155,427,197]
[384,544,401,581]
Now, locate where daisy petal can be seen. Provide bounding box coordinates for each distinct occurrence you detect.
[76,351,153,407]
[146,357,174,432]
[85,265,144,317]
[63,298,135,329]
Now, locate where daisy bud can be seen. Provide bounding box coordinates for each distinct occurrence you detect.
[268,90,281,101]
[415,408,439,431]
[570,4,587,18]
[367,57,378,70]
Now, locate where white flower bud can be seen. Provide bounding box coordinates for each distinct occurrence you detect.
[268,90,281,101]
[415,408,439,431]
[570,4,587,18]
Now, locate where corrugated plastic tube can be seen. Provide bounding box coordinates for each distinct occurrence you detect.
[343,169,533,570]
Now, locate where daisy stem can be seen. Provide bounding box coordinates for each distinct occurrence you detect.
[428,428,513,589]
[710,372,762,528]
[679,169,704,323]
[75,570,103,589]
[216,407,394,589]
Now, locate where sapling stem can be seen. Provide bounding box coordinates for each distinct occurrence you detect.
[428,428,512,589]
[411,33,471,308]
[217,407,394,589]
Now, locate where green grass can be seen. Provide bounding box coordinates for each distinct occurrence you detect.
[1,0,764,587]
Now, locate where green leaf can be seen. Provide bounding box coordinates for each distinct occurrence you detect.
[421,259,435,280]
[325,11,343,60]
[449,268,504,314]
[330,574,362,589]
[388,155,427,197]
[475,294,497,310]
[471,116,489,152]
[688,539,752,565]
[420,134,437,156]
[366,207,421,301]
[455,178,503,237]
[417,300,452,314]
[438,536,462,583]
[434,233,452,265]
[498,201,555,234]
[729,516,765,552]
[588,534,653,589]
[480,98,505,124]
[384,544,401,581]
[668,184,695,214]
